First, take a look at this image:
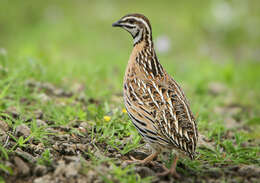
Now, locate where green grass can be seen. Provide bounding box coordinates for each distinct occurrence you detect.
[0,0,260,182]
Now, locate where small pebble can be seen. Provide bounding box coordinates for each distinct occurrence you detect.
[14,156,30,176]
[36,119,47,127]
[34,164,47,176]
[0,120,9,131]
[15,124,31,137]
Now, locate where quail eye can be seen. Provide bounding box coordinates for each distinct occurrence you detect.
[129,19,134,24]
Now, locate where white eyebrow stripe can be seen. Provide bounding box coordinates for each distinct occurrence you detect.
[121,23,135,27]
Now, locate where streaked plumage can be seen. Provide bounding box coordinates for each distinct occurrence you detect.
[112,14,198,177]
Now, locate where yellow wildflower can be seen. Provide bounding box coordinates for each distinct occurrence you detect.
[122,108,127,114]
[103,115,111,122]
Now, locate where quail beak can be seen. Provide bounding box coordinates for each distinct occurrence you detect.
[112,20,123,27]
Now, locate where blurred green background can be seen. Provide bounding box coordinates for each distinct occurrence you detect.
[0,0,260,110]
[0,1,260,181]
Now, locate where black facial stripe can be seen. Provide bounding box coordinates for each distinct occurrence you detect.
[133,30,140,39]
[124,25,135,29]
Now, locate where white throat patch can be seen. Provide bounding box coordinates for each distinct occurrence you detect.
[134,29,143,45]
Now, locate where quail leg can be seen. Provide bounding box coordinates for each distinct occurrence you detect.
[125,151,159,165]
[157,155,180,178]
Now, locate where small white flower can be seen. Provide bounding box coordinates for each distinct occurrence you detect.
[155,35,171,54]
